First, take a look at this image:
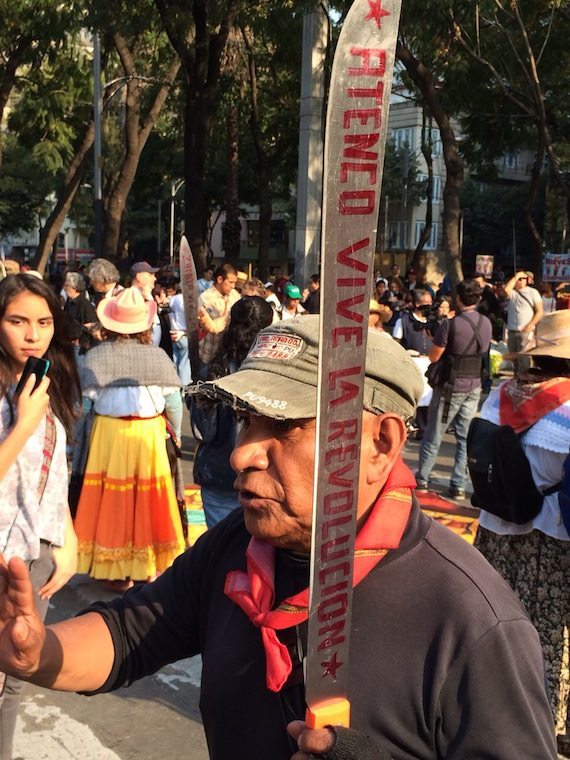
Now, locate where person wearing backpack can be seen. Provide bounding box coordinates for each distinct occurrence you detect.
[473,309,570,750]
[416,279,492,500]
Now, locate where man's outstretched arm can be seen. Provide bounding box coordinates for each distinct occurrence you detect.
[0,555,114,693]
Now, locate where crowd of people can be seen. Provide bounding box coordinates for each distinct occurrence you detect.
[0,253,567,759]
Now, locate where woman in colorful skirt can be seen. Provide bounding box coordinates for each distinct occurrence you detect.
[474,310,570,752]
[74,287,185,592]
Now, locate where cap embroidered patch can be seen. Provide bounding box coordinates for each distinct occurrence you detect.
[249,333,304,361]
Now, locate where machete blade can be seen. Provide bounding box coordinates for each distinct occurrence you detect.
[305,0,402,729]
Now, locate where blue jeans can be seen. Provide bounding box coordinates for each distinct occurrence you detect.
[201,487,239,529]
[416,386,481,490]
[172,334,192,387]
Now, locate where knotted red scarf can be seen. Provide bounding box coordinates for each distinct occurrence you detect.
[499,377,570,433]
[224,457,415,692]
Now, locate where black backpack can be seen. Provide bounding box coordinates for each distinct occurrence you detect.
[466,418,560,524]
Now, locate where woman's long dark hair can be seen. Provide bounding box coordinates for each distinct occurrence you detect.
[208,296,274,381]
[0,274,80,436]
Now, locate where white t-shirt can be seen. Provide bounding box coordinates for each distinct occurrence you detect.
[506,287,541,330]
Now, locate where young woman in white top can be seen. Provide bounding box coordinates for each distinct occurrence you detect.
[0,273,80,760]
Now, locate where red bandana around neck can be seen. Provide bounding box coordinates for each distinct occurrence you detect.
[499,377,570,433]
[224,457,416,692]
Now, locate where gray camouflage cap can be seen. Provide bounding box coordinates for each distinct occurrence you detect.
[193,315,423,421]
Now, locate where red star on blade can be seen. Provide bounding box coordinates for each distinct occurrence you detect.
[321,652,343,679]
[366,0,390,29]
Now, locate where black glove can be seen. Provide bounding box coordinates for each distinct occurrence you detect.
[320,726,392,760]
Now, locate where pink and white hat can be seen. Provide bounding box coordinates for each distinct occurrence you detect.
[97,287,157,334]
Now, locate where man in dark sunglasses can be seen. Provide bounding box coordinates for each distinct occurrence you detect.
[505,269,543,375]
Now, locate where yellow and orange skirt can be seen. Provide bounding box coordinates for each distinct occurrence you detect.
[74,414,186,581]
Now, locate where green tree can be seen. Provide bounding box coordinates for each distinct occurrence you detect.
[0,0,81,162]
[0,137,52,236]
[2,21,94,271]
[154,0,241,274]
[450,0,570,272]
[89,0,181,258]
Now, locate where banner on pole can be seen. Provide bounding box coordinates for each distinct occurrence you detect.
[475,254,494,278]
[543,252,570,282]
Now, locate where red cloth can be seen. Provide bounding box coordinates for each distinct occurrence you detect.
[224,457,415,692]
[499,377,570,433]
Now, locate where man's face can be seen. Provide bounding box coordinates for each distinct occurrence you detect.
[216,273,237,295]
[284,297,300,310]
[515,275,528,291]
[134,271,156,289]
[90,279,109,294]
[204,268,213,282]
[437,300,450,317]
[309,280,319,292]
[230,412,384,553]
[414,293,432,314]
[63,278,78,299]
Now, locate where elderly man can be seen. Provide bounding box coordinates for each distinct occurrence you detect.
[62,272,97,353]
[0,317,557,760]
[129,260,162,346]
[86,258,123,303]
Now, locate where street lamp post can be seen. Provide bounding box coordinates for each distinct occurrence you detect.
[169,180,185,268]
[93,34,103,258]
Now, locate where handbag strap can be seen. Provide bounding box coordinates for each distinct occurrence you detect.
[37,409,56,503]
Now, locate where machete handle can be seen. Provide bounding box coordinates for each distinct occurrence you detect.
[305,698,350,729]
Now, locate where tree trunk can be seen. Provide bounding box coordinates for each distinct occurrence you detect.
[155,0,238,277]
[103,32,180,257]
[397,42,464,288]
[411,110,433,270]
[32,122,95,274]
[242,26,271,281]
[222,99,241,259]
[525,138,546,275]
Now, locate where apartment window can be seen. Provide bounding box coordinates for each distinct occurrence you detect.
[247,219,287,248]
[421,126,442,157]
[414,221,439,250]
[393,128,414,152]
[502,151,519,171]
[432,175,442,202]
[418,174,443,203]
[389,221,409,249]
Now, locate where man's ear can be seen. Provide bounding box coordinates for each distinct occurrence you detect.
[363,412,407,485]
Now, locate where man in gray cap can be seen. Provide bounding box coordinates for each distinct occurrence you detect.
[0,317,557,759]
[130,260,161,345]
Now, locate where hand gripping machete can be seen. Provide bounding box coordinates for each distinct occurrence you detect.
[305,0,402,729]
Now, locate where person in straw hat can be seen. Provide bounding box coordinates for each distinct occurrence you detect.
[474,309,570,748]
[73,287,186,592]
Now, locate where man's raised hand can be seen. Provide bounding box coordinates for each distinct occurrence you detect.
[0,555,45,680]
